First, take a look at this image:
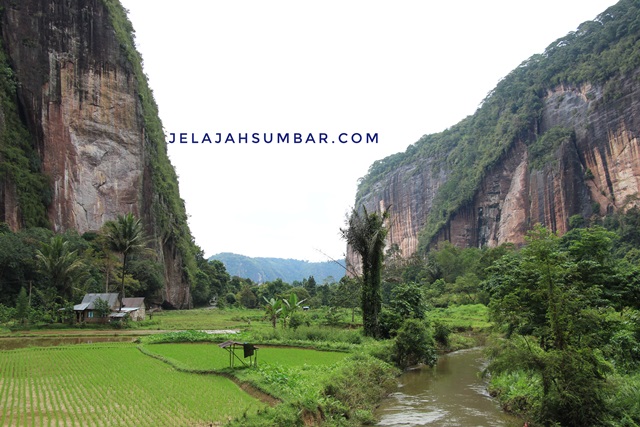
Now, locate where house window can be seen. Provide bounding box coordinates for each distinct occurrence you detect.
[88,311,94,318]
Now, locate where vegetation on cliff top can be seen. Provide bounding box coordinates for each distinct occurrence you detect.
[0,37,50,228]
[356,0,640,251]
[101,0,198,284]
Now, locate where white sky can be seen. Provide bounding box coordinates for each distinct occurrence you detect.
[119,0,618,262]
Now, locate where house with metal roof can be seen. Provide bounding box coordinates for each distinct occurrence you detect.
[120,297,146,321]
[73,293,145,323]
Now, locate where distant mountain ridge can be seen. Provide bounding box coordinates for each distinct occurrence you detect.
[210,253,345,284]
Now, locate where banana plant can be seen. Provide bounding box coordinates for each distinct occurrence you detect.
[281,292,306,329]
[263,297,283,329]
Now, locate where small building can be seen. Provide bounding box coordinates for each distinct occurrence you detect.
[74,293,146,323]
[120,297,146,321]
[73,293,119,323]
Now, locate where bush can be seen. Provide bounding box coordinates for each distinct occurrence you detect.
[322,353,398,419]
[392,318,437,369]
[378,308,402,339]
[433,321,451,347]
[288,312,308,331]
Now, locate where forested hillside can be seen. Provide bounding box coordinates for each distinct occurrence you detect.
[210,253,345,284]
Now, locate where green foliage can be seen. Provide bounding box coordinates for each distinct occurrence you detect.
[280,292,306,328]
[263,296,282,329]
[331,276,361,322]
[606,373,640,425]
[388,282,426,320]
[144,330,215,344]
[0,303,15,324]
[528,127,575,170]
[104,213,146,309]
[341,206,389,338]
[426,304,492,331]
[322,353,398,421]
[356,0,640,249]
[192,257,230,306]
[433,321,451,347]
[483,225,640,426]
[93,297,111,319]
[36,235,87,302]
[488,369,542,415]
[100,0,198,288]
[392,318,437,369]
[0,40,49,228]
[14,287,28,325]
[238,285,258,308]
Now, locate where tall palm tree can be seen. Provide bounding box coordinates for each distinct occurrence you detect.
[36,235,86,302]
[104,213,146,310]
[340,205,389,338]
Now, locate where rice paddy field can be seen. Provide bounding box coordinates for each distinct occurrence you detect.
[0,324,355,427]
[0,340,352,426]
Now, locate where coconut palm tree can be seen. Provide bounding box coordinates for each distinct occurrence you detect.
[104,213,146,310]
[340,205,389,338]
[36,235,86,302]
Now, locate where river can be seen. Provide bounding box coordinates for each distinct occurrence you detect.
[375,347,523,427]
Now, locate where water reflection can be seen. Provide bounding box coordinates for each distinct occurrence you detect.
[376,348,522,427]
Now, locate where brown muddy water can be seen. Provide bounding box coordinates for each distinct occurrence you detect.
[375,347,523,427]
[0,335,135,350]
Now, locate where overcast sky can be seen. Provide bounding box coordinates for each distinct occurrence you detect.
[119,0,618,262]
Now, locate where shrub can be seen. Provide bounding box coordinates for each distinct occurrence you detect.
[378,308,402,339]
[433,321,451,347]
[322,353,398,419]
[392,318,437,369]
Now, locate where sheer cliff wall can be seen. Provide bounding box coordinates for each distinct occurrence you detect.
[348,74,640,270]
[0,0,193,307]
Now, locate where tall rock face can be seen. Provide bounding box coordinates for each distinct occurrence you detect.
[349,1,640,269]
[0,0,194,307]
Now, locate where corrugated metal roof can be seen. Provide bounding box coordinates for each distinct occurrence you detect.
[73,303,90,311]
[109,312,128,318]
[79,293,119,310]
[121,297,145,309]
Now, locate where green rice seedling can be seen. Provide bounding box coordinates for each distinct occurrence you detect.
[0,343,266,426]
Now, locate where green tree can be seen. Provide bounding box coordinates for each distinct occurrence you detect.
[15,286,29,325]
[332,276,361,323]
[36,235,86,302]
[104,213,146,311]
[238,285,257,308]
[303,275,317,297]
[484,225,615,425]
[93,297,111,323]
[341,206,389,338]
[389,282,426,320]
[192,254,230,307]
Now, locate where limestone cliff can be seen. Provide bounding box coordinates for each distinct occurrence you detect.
[0,0,194,307]
[349,0,640,268]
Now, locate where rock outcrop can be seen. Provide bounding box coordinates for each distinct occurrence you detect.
[349,0,640,270]
[0,0,193,307]
[349,73,640,269]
